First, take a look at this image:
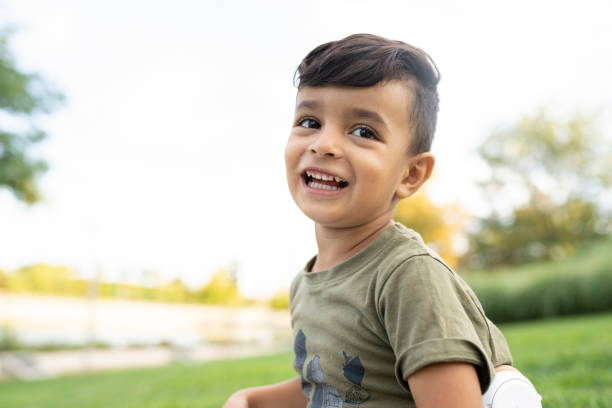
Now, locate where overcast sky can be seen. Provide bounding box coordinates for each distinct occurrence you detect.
[1,0,611,297]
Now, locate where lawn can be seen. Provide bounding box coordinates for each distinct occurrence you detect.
[0,312,610,407]
[502,313,612,407]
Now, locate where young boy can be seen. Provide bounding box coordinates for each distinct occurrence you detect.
[224,34,542,408]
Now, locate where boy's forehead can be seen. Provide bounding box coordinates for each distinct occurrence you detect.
[294,81,415,122]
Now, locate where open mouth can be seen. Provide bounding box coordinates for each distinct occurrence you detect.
[302,169,349,191]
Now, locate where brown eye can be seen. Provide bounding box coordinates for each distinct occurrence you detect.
[298,118,320,129]
[351,127,377,140]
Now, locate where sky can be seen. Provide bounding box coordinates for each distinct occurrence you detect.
[1,0,611,297]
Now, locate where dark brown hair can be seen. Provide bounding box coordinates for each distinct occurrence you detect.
[294,33,440,154]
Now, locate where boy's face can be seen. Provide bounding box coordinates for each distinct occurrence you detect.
[285,80,419,228]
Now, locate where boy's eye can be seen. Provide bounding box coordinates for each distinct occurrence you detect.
[298,118,320,129]
[351,127,377,140]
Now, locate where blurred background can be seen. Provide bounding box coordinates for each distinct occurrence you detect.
[1,0,611,406]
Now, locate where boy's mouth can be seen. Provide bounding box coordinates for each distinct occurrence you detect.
[302,169,349,191]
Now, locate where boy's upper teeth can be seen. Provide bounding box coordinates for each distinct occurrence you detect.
[306,170,345,182]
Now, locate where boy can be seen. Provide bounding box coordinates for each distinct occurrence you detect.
[224,34,541,408]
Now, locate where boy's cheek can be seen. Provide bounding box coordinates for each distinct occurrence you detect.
[284,139,304,174]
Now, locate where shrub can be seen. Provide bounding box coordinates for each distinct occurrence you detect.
[466,236,612,323]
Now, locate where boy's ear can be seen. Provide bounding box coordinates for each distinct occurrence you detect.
[395,152,435,199]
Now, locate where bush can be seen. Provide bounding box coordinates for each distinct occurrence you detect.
[269,289,289,310]
[466,236,612,323]
[0,325,20,351]
[472,268,612,323]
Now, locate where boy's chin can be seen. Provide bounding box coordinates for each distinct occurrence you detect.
[302,211,361,230]
[301,211,346,228]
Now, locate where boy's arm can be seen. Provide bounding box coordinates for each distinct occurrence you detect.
[223,376,307,408]
[407,362,483,408]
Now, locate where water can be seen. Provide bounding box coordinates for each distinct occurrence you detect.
[0,293,291,348]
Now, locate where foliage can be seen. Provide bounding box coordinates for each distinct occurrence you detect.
[269,289,289,310]
[1,313,611,407]
[393,189,466,268]
[0,27,63,203]
[466,235,612,323]
[465,110,611,268]
[157,278,190,303]
[0,264,251,306]
[4,264,77,294]
[467,195,603,267]
[196,267,244,306]
[0,325,20,351]
[477,110,611,202]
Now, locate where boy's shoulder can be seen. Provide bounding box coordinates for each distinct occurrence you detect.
[374,222,446,271]
[294,222,449,278]
[289,222,454,302]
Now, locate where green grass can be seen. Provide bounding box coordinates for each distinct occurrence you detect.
[0,352,296,408]
[503,313,612,407]
[1,313,611,407]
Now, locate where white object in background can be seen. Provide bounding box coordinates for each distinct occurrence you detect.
[482,370,543,408]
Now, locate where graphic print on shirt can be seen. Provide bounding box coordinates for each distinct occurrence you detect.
[342,352,371,407]
[294,329,312,397]
[294,329,371,407]
[294,329,344,408]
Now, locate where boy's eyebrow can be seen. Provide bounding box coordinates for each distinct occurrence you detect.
[295,101,389,130]
[349,108,388,130]
[295,100,318,111]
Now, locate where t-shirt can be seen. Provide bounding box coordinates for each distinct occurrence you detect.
[289,222,512,408]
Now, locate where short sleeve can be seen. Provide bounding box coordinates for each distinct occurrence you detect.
[377,254,497,393]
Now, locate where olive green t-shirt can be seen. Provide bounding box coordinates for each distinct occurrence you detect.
[289,222,512,408]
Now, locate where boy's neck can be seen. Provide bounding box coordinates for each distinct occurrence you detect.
[311,215,394,273]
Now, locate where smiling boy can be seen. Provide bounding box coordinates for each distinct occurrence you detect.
[224,34,541,408]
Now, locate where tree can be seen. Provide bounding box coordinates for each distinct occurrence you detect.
[393,189,467,269]
[466,194,602,268]
[5,264,75,293]
[196,267,244,306]
[477,110,611,209]
[269,289,289,310]
[157,278,189,303]
[465,110,611,269]
[0,27,63,203]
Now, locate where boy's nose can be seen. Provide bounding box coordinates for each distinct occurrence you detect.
[309,129,344,158]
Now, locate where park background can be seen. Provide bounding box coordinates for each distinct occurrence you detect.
[1,0,611,406]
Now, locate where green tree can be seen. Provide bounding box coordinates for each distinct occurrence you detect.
[5,264,75,293]
[196,267,243,306]
[0,27,63,203]
[467,195,602,268]
[269,289,289,310]
[465,110,611,268]
[477,110,611,205]
[157,278,189,303]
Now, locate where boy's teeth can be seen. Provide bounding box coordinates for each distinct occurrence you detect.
[308,181,340,191]
[305,170,345,183]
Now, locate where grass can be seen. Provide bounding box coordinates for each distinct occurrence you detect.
[1,313,611,407]
[503,313,612,407]
[0,352,296,408]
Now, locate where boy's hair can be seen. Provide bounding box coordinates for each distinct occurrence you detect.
[294,33,440,154]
